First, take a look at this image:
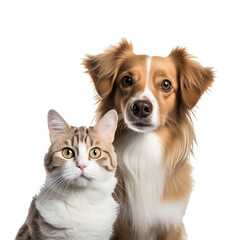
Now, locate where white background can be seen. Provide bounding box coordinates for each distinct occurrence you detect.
[1,0,240,239]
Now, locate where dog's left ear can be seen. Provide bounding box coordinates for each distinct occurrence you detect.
[169,47,214,109]
[83,39,133,98]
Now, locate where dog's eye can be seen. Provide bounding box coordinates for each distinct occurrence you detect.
[160,80,172,92]
[121,76,133,87]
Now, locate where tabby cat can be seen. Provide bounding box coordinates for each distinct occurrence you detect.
[16,109,119,240]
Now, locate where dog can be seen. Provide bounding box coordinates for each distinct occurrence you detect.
[84,39,214,240]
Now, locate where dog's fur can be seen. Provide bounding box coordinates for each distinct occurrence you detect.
[84,39,214,240]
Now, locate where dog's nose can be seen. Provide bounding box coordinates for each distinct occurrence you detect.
[131,100,153,118]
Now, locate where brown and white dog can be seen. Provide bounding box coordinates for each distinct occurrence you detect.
[84,39,214,240]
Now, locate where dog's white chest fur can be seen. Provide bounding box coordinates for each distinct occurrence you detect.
[36,185,118,240]
[116,132,187,236]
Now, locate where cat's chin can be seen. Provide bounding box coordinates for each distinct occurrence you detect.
[73,175,91,188]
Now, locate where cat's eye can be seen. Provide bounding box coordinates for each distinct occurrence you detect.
[62,148,74,159]
[89,148,101,159]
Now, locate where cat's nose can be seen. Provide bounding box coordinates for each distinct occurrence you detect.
[77,164,87,171]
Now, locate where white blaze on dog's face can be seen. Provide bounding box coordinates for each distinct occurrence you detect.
[113,55,178,132]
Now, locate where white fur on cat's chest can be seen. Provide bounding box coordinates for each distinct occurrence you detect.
[116,132,187,235]
[36,185,118,240]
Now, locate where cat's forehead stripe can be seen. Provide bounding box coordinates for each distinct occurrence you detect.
[71,135,77,147]
[64,140,71,146]
[84,134,88,144]
[70,127,85,143]
[89,137,93,147]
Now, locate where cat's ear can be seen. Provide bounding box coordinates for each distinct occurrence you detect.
[94,110,118,143]
[48,109,70,142]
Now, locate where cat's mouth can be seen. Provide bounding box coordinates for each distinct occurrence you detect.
[80,173,91,181]
[72,172,92,187]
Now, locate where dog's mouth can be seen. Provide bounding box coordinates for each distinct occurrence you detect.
[125,117,156,133]
[133,121,152,127]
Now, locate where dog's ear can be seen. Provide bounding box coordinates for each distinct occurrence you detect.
[169,47,214,109]
[83,39,133,98]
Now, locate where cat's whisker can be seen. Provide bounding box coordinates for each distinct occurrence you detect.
[50,172,78,197]
[62,179,73,197]
[38,178,62,202]
[54,179,69,199]
[41,182,64,202]
[39,174,70,202]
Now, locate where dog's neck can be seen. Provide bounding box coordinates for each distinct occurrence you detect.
[114,130,167,235]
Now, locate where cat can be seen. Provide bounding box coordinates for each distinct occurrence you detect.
[16,109,119,240]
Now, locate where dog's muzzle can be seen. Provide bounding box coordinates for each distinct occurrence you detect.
[125,99,157,132]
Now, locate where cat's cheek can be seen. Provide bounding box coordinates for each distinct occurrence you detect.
[87,161,115,182]
[100,168,116,181]
[62,161,81,181]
